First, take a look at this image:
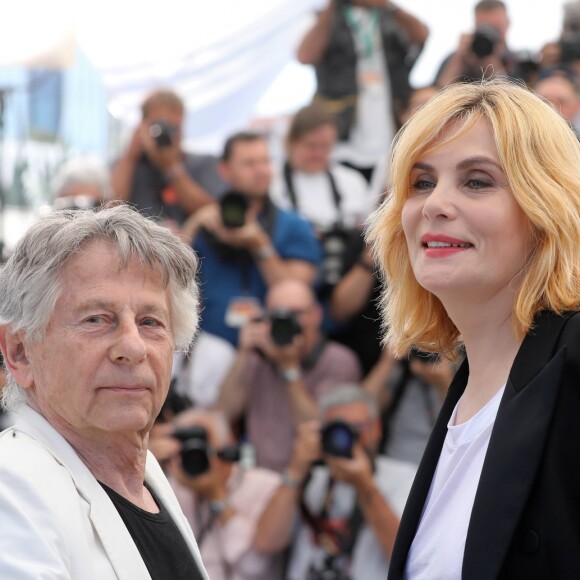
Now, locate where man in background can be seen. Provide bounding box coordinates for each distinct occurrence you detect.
[111,89,226,229]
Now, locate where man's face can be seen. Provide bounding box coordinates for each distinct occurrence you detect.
[20,241,174,442]
[475,7,510,43]
[535,76,580,123]
[220,140,272,199]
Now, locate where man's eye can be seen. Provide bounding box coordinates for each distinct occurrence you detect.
[85,316,104,324]
[142,318,161,327]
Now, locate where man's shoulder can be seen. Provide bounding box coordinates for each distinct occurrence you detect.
[0,427,81,500]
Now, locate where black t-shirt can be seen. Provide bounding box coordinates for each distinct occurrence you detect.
[100,482,204,580]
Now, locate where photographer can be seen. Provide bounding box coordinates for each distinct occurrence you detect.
[270,103,373,297]
[152,408,285,580]
[185,132,320,346]
[539,2,580,81]
[216,279,361,472]
[253,384,417,579]
[363,348,455,465]
[297,0,428,181]
[110,89,226,229]
[435,1,522,88]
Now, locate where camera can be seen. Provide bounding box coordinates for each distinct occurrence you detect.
[320,419,359,459]
[471,25,499,58]
[268,308,302,346]
[148,121,177,148]
[220,191,248,228]
[172,425,240,477]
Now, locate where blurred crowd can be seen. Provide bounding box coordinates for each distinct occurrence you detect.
[3,1,580,578]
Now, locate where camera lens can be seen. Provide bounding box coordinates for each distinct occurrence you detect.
[269,309,302,346]
[220,192,248,228]
[471,25,499,58]
[148,121,175,148]
[320,419,358,458]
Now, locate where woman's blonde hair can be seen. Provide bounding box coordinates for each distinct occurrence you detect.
[366,78,580,357]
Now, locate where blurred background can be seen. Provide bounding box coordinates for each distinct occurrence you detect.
[0,0,571,249]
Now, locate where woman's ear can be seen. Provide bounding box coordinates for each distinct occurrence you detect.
[0,326,34,389]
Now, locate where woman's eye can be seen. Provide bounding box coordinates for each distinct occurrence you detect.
[466,177,492,189]
[142,318,161,327]
[410,179,435,191]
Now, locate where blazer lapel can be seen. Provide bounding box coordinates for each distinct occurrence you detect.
[462,311,572,580]
[387,360,469,579]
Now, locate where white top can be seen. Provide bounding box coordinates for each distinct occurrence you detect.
[172,330,236,408]
[333,6,396,168]
[405,385,506,580]
[270,163,373,231]
[288,456,417,579]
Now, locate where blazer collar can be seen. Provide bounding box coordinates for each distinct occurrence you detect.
[387,310,574,580]
[14,406,209,580]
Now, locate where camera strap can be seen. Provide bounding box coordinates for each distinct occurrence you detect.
[299,476,365,560]
[283,162,345,228]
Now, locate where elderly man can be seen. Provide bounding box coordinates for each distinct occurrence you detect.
[0,205,208,579]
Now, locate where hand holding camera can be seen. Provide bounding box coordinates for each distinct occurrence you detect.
[140,119,182,171]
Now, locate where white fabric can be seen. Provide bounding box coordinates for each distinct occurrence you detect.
[333,7,396,168]
[405,385,506,580]
[270,163,373,230]
[0,405,209,580]
[288,456,417,579]
[172,331,236,407]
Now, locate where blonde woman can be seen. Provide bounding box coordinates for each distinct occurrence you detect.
[367,79,580,579]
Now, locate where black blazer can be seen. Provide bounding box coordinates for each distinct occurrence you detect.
[388,310,580,580]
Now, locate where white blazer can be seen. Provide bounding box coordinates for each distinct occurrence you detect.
[0,405,209,579]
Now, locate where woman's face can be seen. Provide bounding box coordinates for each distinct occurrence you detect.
[401,119,532,306]
[288,123,337,173]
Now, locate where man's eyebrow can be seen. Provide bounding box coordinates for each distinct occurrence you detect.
[73,300,169,317]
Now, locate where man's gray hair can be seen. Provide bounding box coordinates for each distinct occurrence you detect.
[0,203,200,412]
[319,383,379,420]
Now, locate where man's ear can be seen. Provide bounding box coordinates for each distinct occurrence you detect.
[0,326,34,389]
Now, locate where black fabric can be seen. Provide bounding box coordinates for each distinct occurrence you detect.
[100,482,204,580]
[314,4,423,139]
[329,278,383,375]
[387,310,580,580]
[128,152,227,225]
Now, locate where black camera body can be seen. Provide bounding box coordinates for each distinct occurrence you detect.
[320,419,359,459]
[220,191,248,228]
[471,25,499,58]
[148,121,177,148]
[172,425,240,477]
[269,308,302,346]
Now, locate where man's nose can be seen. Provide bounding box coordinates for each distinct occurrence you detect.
[110,319,147,363]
